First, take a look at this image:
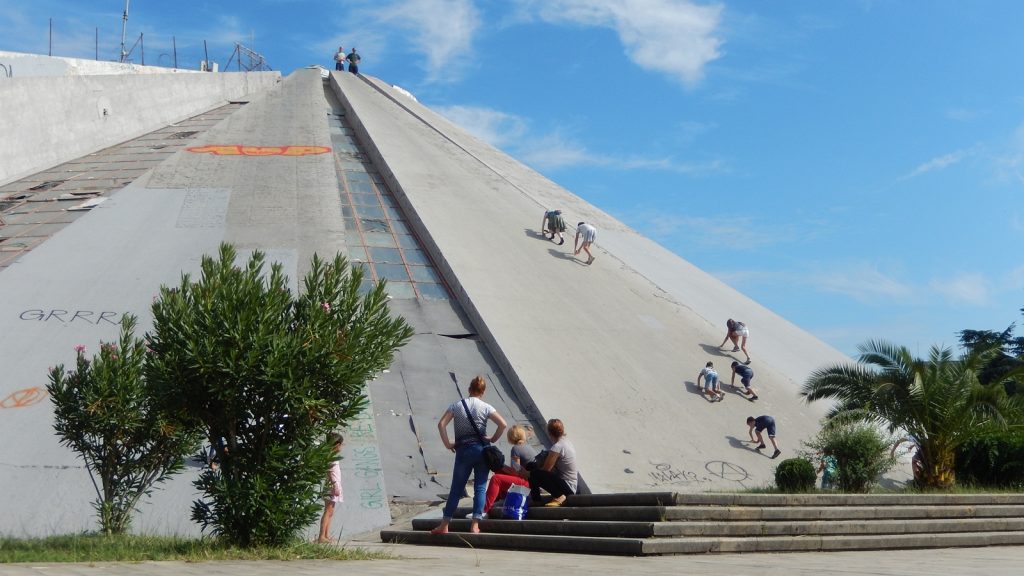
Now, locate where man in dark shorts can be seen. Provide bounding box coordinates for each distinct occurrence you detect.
[747,415,781,459]
[730,361,758,400]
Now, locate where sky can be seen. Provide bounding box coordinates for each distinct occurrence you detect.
[2,0,1023,358]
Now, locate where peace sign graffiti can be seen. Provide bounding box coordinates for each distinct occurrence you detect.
[705,460,749,482]
[0,387,49,409]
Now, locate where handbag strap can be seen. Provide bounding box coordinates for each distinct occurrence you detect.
[460,397,489,445]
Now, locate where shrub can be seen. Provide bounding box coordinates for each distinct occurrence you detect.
[47,316,200,534]
[146,244,413,546]
[955,430,1024,488]
[774,458,817,492]
[805,421,895,493]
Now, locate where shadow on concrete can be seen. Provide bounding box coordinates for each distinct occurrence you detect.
[548,248,585,264]
[726,435,756,451]
[525,228,565,245]
[683,380,715,401]
[698,343,730,358]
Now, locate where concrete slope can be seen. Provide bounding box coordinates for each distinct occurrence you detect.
[334,72,849,493]
[0,70,347,537]
[0,60,280,185]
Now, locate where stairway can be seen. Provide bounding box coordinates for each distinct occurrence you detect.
[379,492,1024,556]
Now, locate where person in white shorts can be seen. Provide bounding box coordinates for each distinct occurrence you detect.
[720,318,750,363]
[574,221,597,265]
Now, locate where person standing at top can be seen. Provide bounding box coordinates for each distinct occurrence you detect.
[316,433,344,543]
[720,318,750,363]
[346,48,361,74]
[746,415,781,459]
[431,375,507,535]
[333,46,346,71]
[574,221,597,265]
[731,361,758,400]
[542,209,567,245]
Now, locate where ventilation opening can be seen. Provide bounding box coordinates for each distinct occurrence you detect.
[28,181,64,191]
[150,145,168,150]
[169,131,199,139]
[228,101,249,105]
[439,333,478,340]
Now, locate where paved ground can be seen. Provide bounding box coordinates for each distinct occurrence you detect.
[2,543,1023,576]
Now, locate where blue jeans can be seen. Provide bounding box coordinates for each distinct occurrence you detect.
[442,443,489,520]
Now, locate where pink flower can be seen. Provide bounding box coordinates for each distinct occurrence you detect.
[74,345,86,354]
[321,302,331,312]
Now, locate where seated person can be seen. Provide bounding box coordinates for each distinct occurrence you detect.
[483,424,536,514]
[521,418,577,507]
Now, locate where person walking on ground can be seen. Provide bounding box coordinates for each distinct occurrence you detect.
[333,46,346,71]
[818,450,838,490]
[316,433,344,543]
[730,361,758,400]
[519,418,578,507]
[483,425,536,514]
[747,415,781,459]
[542,209,567,245]
[346,47,361,74]
[431,376,507,535]
[697,361,724,402]
[574,221,597,265]
[719,319,750,363]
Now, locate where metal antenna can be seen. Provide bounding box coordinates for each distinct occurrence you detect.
[119,0,131,63]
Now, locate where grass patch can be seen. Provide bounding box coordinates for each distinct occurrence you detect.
[0,534,394,563]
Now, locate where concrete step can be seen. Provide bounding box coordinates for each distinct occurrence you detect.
[388,492,1024,556]
[507,504,1024,522]
[381,529,1024,556]
[413,517,1024,538]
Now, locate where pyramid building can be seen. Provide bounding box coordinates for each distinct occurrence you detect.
[0,55,849,538]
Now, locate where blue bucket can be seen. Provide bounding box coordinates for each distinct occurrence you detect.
[503,485,530,520]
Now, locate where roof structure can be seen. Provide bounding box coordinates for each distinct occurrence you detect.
[0,57,858,539]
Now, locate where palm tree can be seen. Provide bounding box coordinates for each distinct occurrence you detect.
[802,340,1018,488]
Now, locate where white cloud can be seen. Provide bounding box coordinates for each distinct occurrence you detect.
[367,0,481,83]
[945,107,987,122]
[642,214,792,251]
[809,263,913,303]
[930,273,990,306]
[523,0,724,87]
[435,105,527,148]
[900,149,971,181]
[435,104,724,173]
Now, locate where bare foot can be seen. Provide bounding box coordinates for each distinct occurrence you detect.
[469,522,481,534]
[316,537,330,544]
[429,525,449,535]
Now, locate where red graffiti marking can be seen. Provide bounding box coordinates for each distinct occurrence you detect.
[186,145,331,157]
[0,387,48,409]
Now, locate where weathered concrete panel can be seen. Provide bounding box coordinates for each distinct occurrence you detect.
[0,68,280,185]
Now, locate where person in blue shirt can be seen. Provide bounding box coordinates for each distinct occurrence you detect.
[747,415,781,459]
[730,361,758,400]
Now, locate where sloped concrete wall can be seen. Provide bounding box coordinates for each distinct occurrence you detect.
[0,50,204,77]
[0,70,280,185]
[332,71,849,494]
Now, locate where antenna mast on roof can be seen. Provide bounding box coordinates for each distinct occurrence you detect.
[119,0,131,63]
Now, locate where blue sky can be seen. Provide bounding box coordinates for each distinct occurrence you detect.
[3,0,1023,357]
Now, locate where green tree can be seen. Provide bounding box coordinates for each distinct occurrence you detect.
[47,316,200,534]
[801,340,1018,488]
[802,420,895,493]
[958,307,1024,395]
[145,244,413,546]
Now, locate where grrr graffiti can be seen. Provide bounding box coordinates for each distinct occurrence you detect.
[186,145,331,157]
[0,387,49,409]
